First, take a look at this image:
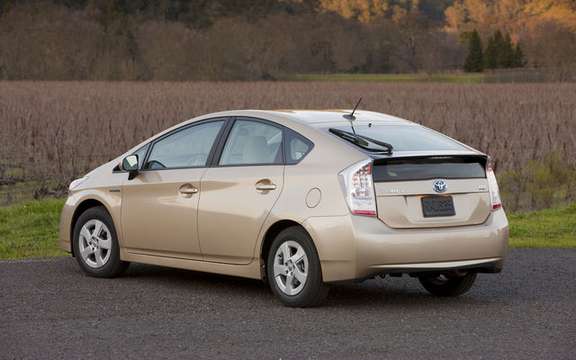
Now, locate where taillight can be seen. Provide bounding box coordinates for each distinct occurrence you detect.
[339,159,377,217]
[486,159,502,211]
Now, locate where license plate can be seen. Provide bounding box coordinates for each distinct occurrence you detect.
[421,196,455,217]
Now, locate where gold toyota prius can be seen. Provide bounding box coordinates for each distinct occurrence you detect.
[60,109,508,307]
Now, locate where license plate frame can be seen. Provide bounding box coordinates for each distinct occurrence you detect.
[421,196,455,217]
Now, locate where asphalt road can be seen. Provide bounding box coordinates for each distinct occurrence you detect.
[1,249,575,360]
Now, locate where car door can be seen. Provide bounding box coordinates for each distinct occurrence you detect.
[121,119,226,258]
[198,118,285,264]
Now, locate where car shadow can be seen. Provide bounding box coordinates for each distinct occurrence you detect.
[111,261,502,309]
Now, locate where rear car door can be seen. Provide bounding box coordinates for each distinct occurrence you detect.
[198,118,285,264]
[121,119,226,258]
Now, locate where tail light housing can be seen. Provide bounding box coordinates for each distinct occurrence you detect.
[486,158,502,211]
[339,159,377,217]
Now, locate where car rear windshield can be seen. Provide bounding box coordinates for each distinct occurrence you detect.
[329,125,468,152]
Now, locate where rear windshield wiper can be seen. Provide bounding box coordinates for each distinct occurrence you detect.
[329,128,393,154]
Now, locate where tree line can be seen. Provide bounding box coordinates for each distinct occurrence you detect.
[0,0,573,80]
[464,30,525,73]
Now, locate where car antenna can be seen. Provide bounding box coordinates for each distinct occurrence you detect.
[343,97,362,135]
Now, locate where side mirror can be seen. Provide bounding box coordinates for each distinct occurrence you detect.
[122,155,139,180]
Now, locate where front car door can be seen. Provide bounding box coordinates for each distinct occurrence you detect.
[198,118,285,264]
[122,119,226,259]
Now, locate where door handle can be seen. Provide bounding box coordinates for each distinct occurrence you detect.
[178,184,198,196]
[255,181,277,191]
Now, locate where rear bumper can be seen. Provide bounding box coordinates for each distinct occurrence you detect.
[368,257,503,275]
[303,209,509,282]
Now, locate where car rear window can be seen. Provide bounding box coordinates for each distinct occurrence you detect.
[329,125,468,152]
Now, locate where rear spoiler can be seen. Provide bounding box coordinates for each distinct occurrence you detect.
[371,154,489,183]
[372,154,488,167]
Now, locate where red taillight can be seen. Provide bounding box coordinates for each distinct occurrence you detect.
[486,159,502,211]
[340,159,377,217]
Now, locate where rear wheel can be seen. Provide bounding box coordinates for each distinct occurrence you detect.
[418,271,477,297]
[72,206,128,278]
[267,227,329,307]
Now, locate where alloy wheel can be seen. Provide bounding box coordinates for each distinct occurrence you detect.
[78,219,112,269]
[273,240,309,296]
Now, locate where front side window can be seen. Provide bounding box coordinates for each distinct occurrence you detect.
[144,121,224,170]
[219,120,283,166]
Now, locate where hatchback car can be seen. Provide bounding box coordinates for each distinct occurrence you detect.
[60,110,508,307]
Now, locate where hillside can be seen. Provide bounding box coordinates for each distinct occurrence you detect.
[0,0,574,80]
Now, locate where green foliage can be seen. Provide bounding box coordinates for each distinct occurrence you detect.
[0,198,66,259]
[509,203,576,248]
[288,72,485,83]
[464,30,484,72]
[499,153,576,212]
[484,30,503,69]
[512,43,526,68]
[501,33,515,68]
[484,30,525,70]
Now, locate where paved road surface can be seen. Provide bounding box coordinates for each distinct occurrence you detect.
[1,249,575,359]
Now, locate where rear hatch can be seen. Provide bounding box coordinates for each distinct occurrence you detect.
[373,155,490,228]
[325,122,492,229]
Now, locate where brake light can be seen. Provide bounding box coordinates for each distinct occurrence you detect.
[486,159,502,211]
[340,159,377,217]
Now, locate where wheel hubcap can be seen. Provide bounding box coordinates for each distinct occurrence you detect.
[273,241,308,296]
[79,219,112,269]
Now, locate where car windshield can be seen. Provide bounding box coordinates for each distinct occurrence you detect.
[328,125,467,152]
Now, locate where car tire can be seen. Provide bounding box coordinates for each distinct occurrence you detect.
[418,271,477,297]
[267,226,329,307]
[72,206,128,278]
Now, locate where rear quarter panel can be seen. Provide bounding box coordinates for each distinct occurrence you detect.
[254,124,367,274]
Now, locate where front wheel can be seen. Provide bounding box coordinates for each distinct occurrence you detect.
[267,227,329,307]
[72,206,128,278]
[418,271,477,297]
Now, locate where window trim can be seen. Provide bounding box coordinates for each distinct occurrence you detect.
[114,116,315,173]
[134,144,150,170]
[211,117,287,168]
[112,143,149,173]
[138,117,230,172]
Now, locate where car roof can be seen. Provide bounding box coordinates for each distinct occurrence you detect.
[198,109,414,129]
[122,109,480,160]
[195,110,480,156]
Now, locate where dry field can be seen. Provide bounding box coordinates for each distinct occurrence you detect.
[1,81,575,210]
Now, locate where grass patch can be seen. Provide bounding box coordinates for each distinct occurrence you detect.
[508,203,576,248]
[0,198,66,259]
[286,73,485,83]
[0,199,574,259]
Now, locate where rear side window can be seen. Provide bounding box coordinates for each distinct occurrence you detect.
[330,125,467,152]
[219,120,283,166]
[285,131,313,164]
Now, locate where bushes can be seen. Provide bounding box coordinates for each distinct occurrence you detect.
[499,153,576,211]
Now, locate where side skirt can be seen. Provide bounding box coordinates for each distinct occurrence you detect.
[121,250,262,280]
